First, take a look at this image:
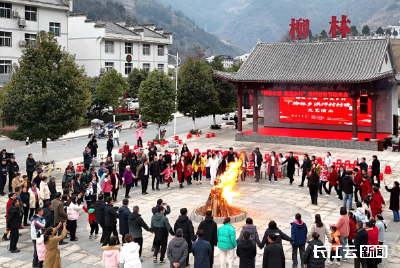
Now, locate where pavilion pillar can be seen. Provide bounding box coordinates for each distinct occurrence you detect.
[236,89,243,134]
[370,95,378,142]
[351,93,358,141]
[252,88,258,134]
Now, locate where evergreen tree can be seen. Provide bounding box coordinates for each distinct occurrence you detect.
[350,25,358,36]
[177,58,218,130]
[362,25,370,35]
[320,30,328,39]
[376,27,384,35]
[210,57,236,125]
[127,68,148,98]
[96,69,129,107]
[394,30,398,37]
[386,28,392,36]
[1,31,90,161]
[138,70,175,138]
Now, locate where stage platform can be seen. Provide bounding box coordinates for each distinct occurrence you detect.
[236,127,391,150]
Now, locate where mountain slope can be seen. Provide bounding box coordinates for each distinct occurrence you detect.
[158,0,393,51]
[73,0,243,57]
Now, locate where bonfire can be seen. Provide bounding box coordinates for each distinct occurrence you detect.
[198,153,244,217]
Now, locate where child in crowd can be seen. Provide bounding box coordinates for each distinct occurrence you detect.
[160,163,175,190]
[102,236,120,268]
[84,183,93,208]
[320,164,330,196]
[36,228,46,268]
[186,163,193,185]
[90,176,98,204]
[328,225,341,265]
[88,205,98,239]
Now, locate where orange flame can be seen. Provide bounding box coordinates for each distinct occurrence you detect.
[212,153,244,205]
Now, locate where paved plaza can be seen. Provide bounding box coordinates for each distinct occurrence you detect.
[0,123,400,268]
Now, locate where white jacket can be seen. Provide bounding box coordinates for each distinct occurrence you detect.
[114,129,120,138]
[325,156,333,167]
[28,188,44,208]
[67,202,84,221]
[171,153,180,165]
[40,181,50,200]
[209,158,219,169]
[120,241,142,268]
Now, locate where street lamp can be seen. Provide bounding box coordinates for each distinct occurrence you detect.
[166,52,181,138]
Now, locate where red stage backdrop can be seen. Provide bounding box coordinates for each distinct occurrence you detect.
[279,97,371,126]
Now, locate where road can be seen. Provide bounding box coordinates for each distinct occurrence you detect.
[1,115,226,169]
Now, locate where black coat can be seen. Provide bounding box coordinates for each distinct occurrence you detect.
[148,150,157,162]
[385,185,400,211]
[163,154,172,166]
[94,200,106,225]
[227,152,235,163]
[73,179,85,195]
[7,161,19,175]
[42,207,54,228]
[7,206,20,229]
[104,203,119,227]
[260,228,292,248]
[301,159,311,173]
[48,181,57,199]
[106,139,113,150]
[198,216,218,246]
[150,161,161,177]
[119,160,128,174]
[261,241,285,268]
[342,175,359,194]
[174,215,196,253]
[354,228,368,257]
[337,170,346,191]
[372,159,380,175]
[237,239,257,268]
[304,240,326,268]
[282,157,300,172]
[192,238,212,268]
[26,158,36,173]
[251,152,263,167]
[128,212,151,238]
[118,205,131,235]
[307,174,320,190]
[87,140,98,154]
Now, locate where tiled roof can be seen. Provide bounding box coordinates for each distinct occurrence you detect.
[32,0,69,6]
[132,25,168,39]
[214,39,395,83]
[96,21,139,36]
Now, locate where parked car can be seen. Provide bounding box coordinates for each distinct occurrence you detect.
[87,106,111,116]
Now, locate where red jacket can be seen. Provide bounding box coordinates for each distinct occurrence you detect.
[5,198,12,218]
[329,170,338,186]
[354,172,362,189]
[266,156,280,176]
[367,229,379,246]
[88,208,96,223]
[175,161,187,183]
[361,180,371,199]
[370,191,385,218]
[348,219,356,240]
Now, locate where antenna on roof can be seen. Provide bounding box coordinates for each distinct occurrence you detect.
[257,39,261,44]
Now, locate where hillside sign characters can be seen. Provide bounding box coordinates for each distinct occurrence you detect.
[289,15,351,40]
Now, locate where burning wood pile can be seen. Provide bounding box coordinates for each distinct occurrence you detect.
[197,153,244,218]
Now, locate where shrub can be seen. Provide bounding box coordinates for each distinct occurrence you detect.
[153,138,166,143]
[189,129,202,134]
[210,124,221,129]
[80,118,91,127]
[0,126,17,136]
[246,114,253,118]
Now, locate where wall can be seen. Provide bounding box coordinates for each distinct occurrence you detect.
[263,86,397,133]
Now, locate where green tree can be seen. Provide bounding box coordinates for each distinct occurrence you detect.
[177,57,218,130]
[350,25,358,36]
[227,62,241,72]
[376,27,384,35]
[394,30,398,37]
[1,31,90,161]
[321,30,328,39]
[138,70,175,138]
[308,30,313,40]
[96,69,129,108]
[88,76,101,106]
[127,68,148,98]
[386,28,392,36]
[362,25,370,35]
[210,56,236,125]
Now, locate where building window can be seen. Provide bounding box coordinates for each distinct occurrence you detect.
[25,6,37,21]
[25,33,36,46]
[105,62,114,72]
[125,42,132,54]
[125,63,132,75]
[143,63,150,71]
[158,45,164,56]
[105,41,114,53]
[143,44,150,55]
[0,2,11,18]
[0,60,11,74]
[0,31,11,47]
[158,64,164,72]
[49,22,60,36]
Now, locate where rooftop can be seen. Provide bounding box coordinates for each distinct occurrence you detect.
[214,39,397,83]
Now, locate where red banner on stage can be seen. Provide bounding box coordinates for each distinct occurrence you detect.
[279,97,371,126]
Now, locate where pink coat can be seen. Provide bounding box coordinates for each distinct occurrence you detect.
[102,178,112,193]
[102,246,120,268]
[336,215,350,237]
[135,129,144,141]
[36,236,46,261]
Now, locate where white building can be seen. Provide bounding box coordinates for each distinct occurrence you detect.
[206,55,234,68]
[233,53,250,64]
[68,15,173,77]
[0,0,72,84]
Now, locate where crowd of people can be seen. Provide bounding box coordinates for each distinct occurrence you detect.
[0,144,398,268]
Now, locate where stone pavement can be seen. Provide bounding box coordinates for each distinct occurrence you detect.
[0,122,399,268]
